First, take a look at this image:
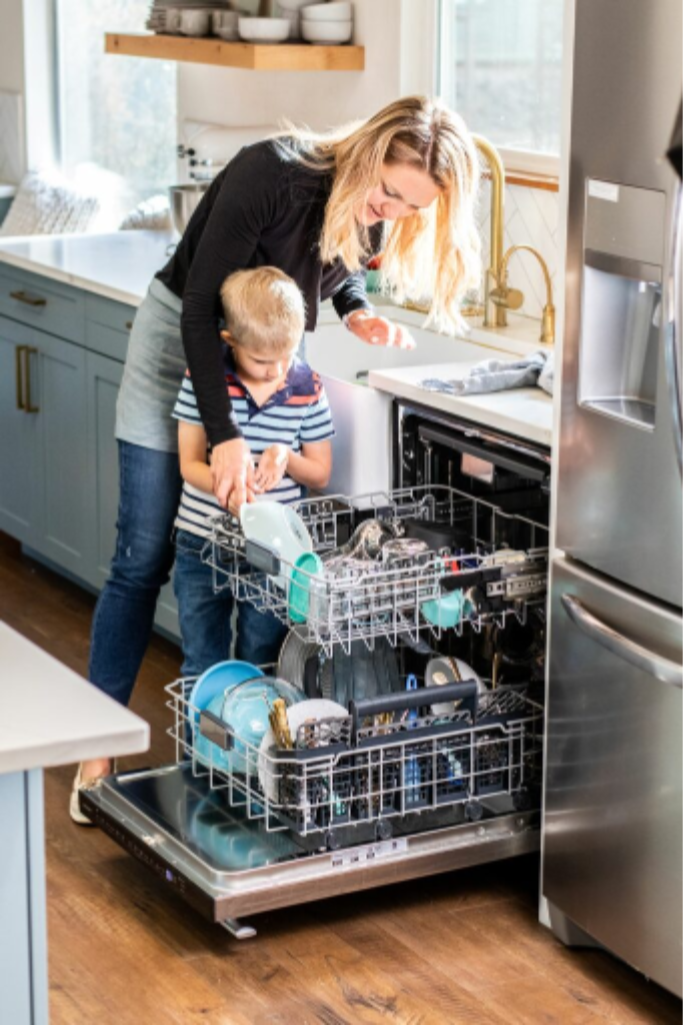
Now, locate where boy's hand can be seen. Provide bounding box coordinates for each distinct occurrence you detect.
[254,444,289,493]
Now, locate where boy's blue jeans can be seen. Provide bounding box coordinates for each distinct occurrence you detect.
[173,528,287,677]
[89,440,182,707]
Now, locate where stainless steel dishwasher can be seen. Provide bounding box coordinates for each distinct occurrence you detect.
[82,406,551,939]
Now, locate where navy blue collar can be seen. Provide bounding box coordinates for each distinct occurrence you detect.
[222,346,318,411]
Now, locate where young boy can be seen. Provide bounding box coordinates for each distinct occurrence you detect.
[172,266,334,677]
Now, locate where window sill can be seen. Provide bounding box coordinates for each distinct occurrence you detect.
[500,170,559,193]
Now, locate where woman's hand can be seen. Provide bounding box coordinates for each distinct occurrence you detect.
[211,438,255,512]
[254,444,289,493]
[345,309,416,350]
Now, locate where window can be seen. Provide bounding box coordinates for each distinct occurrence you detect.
[439,0,564,172]
[54,0,177,212]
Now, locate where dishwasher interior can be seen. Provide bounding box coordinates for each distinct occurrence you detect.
[82,403,551,938]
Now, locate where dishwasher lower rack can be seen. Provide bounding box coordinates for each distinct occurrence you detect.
[206,485,549,656]
[165,677,543,853]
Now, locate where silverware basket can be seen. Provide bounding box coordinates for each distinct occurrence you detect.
[205,485,549,655]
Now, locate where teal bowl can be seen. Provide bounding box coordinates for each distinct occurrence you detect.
[421,589,471,630]
[288,551,324,624]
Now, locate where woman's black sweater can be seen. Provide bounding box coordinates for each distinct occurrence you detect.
[157,139,380,446]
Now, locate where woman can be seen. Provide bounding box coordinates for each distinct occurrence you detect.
[72,95,481,811]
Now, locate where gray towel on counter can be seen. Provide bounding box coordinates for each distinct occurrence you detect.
[537,350,554,395]
[421,350,550,396]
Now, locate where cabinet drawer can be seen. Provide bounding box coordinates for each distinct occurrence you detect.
[0,265,85,344]
[85,294,136,363]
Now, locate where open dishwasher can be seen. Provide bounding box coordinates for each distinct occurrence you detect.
[82,416,550,939]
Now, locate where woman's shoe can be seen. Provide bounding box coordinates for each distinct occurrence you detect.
[69,761,115,825]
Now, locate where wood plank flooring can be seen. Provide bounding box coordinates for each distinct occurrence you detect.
[1,532,681,1026]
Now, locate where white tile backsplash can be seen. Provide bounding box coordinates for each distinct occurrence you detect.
[0,90,24,185]
[477,180,560,323]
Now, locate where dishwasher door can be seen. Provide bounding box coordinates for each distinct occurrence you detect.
[542,557,682,996]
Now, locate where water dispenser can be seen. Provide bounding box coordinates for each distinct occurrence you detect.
[578,181,666,430]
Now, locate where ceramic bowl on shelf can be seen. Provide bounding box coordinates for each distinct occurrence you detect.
[301,18,352,43]
[301,1,352,20]
[276,0,330,35]
[238,16,291,42]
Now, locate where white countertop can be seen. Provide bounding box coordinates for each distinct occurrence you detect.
[369,360,554,448]
[0,230,555,446]
[0,623,149,775]
[0,230,176,306]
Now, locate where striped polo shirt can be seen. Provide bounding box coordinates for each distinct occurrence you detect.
[172,350,335,539]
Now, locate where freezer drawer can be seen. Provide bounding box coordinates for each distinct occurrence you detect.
[543,557,682,996]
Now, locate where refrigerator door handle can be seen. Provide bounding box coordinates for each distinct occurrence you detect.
[561,593,683,689]
[664,184,683,476]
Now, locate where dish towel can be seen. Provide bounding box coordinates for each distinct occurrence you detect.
[421,350,553,396]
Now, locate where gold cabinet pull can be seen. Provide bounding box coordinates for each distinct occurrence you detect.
[15,345,26,410]
[23,347,39,413]
[10,289,47,308]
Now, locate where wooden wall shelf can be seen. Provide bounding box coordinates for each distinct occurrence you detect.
[105,32,365,71]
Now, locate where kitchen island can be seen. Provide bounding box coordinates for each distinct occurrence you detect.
[0,622,148,1025]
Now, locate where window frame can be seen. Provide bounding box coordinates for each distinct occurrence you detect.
[434,0,561,180]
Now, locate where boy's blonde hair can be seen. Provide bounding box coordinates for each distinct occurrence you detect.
[220,267,305,354]
[273,95,481,335]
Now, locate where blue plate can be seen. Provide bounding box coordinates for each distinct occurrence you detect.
[188,660,263,724]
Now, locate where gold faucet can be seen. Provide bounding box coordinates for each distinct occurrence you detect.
[402,135,554,340]
[491,243,556,344]
[473,134,507,329]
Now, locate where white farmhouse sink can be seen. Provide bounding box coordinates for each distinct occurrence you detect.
[306,321,491,496]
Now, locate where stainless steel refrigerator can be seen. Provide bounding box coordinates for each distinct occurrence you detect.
[542,0,683,997]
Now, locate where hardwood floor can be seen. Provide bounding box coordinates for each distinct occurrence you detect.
[1,531,681,1026]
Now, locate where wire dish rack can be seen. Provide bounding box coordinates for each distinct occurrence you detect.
[205,485,549,655]
[166,676,543,850]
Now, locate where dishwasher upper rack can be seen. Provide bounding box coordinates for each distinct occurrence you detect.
[165,676,544,848]
[205,485,549,656]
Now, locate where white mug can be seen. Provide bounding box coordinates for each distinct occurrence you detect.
[165,9,182,33]
[180,9,211,36]
[212,10,239,36]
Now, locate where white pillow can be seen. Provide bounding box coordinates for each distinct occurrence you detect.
[0,170,100,237]
[119,194,171,231]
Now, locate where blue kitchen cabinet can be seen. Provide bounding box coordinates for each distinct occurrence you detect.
[0,770,48,1026]
[0,316,41,546]
[28,329,91,581]
[85,351,123,590]
[0,267,180,639]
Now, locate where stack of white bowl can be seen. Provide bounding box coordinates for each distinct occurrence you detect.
[275,0,319,41]
[301,1,353,45]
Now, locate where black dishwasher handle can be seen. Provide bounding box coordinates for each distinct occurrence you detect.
[350,680,479,735]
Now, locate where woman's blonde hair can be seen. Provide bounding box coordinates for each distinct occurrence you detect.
[220,267,305,354]
[275,96,481,334]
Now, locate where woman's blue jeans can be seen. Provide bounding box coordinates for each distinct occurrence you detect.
[88,440,183,706]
